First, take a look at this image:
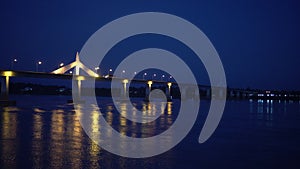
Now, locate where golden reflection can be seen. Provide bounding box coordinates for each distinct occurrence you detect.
[67,108,83,169]
[50,112,64,168]
[106,111,113,138]
[33,114,42,139]
[140,102,157,137]
[90,109,101,149]
[151,102,157,116]
[32,113,43,168]
[2,110,17,139]
[33,108,46,113]
[1,109,18,168]
[106,111,113,125]
[91,110,100,133]
[165,102,173,126]
[85,106,101,168]
[167,102,172,115]
[142,103,147,116]
[89,141,100,169]
[160,102,165,114]
[119,103,127,127]
[119,103,128,136]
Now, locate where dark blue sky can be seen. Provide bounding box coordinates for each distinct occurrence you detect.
[1,0,300,90]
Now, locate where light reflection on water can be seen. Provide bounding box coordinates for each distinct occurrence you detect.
[1,108,18,169]
[1,96,300,169]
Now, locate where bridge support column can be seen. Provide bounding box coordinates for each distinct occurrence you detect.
[166,82,172,102]
[1,76,9,100]
[72,79,82,102]
[144,81,152,102]
[121,79,128,99]
[0,75,16,106]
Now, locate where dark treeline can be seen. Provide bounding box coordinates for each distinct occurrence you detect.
[1,82,300,100]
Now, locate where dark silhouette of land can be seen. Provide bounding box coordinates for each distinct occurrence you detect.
[2,82,300,100]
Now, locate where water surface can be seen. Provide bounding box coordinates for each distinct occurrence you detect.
[1,95,300,169]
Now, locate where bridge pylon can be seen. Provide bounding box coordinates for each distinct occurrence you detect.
[52,52,99,77]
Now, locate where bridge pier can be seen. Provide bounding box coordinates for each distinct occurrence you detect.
[71,79,81,102]
[166,82,172,102]
[0,74,16,106]
[1,76,9,100]
[144,81,172,102]
[121,79,129,99]
[144,81,152,102]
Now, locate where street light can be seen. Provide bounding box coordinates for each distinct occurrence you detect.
[11,58,17,70]
[95,66,100,75]
[143,72,147,80]
[161,74,165,81]
[169,75,173,81]
[152,73,156,80]
[108,68,113,77]
[59,62,64,67]
[131,71,137,79]
[121,70,125,78]
[36,61,42,72]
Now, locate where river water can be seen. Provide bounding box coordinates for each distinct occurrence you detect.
[1,95,300,169]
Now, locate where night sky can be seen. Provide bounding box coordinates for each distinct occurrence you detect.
[0,0,299,90]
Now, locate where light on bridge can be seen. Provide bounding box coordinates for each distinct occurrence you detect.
[167,82,172,89]
[148,81,153,87]
[77,76,85,81]
[123,79,129,84]
[3,71,14,77]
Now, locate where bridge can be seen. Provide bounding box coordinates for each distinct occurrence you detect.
[1,52,226,106]
[1,52,299,106]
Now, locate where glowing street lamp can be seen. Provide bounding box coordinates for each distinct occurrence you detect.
[161,74,165,81]
[95,66,100,75]
[108,68,113,77]
[59,62,64,67]
[11,58,17,70]
[152,73,156,80]
[121,70,125,78]
[132,71,137,79]
[36,61,42,72]
[143,72,147,80]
